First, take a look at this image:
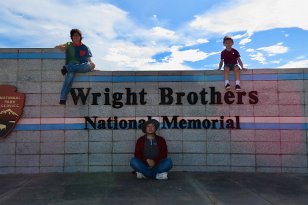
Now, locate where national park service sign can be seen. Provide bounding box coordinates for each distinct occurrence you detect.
[0,85,25,139]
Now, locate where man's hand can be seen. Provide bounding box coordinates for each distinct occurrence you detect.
[146,159,155,168]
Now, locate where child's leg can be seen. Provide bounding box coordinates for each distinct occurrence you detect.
[224,66,230,85]
[234,65,240,85]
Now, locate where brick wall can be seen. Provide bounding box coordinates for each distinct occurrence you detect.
[0,48,307,174]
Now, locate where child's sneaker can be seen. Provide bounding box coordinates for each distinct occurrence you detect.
[155,172,168,180]
[136,172,146,179]
[225,83,231,90]
[61,66,68,76]
[235,84,241,91]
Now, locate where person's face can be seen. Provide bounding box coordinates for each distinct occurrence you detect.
[223,39,233,49]
[145,123,156,134]
[71,33,81,43]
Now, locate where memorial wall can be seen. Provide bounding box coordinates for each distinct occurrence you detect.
[0,48,307,174]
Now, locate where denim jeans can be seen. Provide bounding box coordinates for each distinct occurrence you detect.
[60,62,92,101]
[130,157,173,178]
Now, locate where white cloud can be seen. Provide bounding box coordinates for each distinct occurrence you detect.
[239,37,252,45]
[249,52,267,64]
[189,0,308,35]
[257,42,288,56]
[279,60,308,68]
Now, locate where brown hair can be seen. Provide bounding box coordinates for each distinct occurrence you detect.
[70,29,83,41]
[223,36,233,43]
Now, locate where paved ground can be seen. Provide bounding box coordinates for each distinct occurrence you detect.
[0,172,308,205]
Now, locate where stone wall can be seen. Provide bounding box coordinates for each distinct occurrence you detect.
[0,48,307,174]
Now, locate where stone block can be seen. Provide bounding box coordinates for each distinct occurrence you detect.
[207,154,230,166]
[65,142,88,154]
[41,94,59,106]
[0,142,15,154]
[65,154,88,166]
[64,106,89,117]
[17,131,40,142]
[282,167,308,173]
[89,142,112,153]
[112,130,136,141]
[40,155,64,166]
[136,106,159,117]
[231,166,256,172]
[17,82,41,93]
[168,153,183,165]
[256,92,278,105]
[89,130,112,141]
[16,142,40,154]
[25,94,41,106]
[64,166,88,173]
[40,167,64,173]
[0,60,17,82]
[159,129,183,141]
[112,154,131,166]
[207,142,230,154]
[89,154,112,166]
[42,70,62,82]
[257,167,281,173]
[0,155,15,166]
[279,105,305,116]
[42,82,62,93]
[113,141,135,153]
[112,106,136,117]
[16,155,39,166]
[256,142,280,154]
[231,154,255,166]
[231,129,255,141]
[159,106,182,116]
[231,142,255,154]
[255,130,280,142]
[167,141,182,153]
[112,165,131,172]
[65,130,89,141]
[281,142,306,154]
[229,105,254,116]
[144,93,160,106]
[256,155,281,167]
[254,105,279,116]
[183,154,206,166]
[89,106,112,117]
[205,105,230,116]
[278,80,304,92]
[281,155,307,167]
[89,166,112,172]
[40,142,64,154]
[183,130,206,141]
[281,130,306,142]
[0,167,15,174]
[42,59,65,71]
[253,81,277,92]
[41,131,64,142]
[22,106,41,118]
[206,129,230,141]
[18,59,42,71]
[17,70,41,82]
[16,167,39,174]
[279,92,304,105]
[182,106,206,116]
[184,141,206,153]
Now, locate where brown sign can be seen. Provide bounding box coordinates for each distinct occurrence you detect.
[0,85,25,139]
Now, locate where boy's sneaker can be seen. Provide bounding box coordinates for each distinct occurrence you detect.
[61,66,68,76]
[225,83,231,90]
[235,84,241,91]
[155,172,168,180]
[136,172,146,179]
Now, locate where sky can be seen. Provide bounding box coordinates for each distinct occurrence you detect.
[0,0,308,71]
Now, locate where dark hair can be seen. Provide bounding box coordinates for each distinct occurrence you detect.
[70,29,83,41]
[223,36,233,43]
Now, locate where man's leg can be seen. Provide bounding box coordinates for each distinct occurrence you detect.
[130,158,152,178]
[152,158,173,174]
[66,62,93,73]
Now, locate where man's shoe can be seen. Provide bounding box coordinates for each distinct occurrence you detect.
[59,100,66,105]
[225,83,231,90]
[61,66,68,76]
[156,172,168,180]
[136,172,146,179]
[235,84,241,91]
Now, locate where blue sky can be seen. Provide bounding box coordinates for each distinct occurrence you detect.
[0,0,307,70]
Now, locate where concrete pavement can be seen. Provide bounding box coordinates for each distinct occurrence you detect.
[0,172,308,205]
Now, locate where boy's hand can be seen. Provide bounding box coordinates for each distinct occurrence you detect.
[242,67,248,71]
[218,67,222,70]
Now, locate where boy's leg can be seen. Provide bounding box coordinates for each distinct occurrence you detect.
[66,62,93,73]
[224,66,231,90]
[234,65,241,91]
[60,72,75,102]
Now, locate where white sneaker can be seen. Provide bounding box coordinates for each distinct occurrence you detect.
[136,172,146,179]
[155,172,168,180]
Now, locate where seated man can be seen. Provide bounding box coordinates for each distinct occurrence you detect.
[130,119,173,180]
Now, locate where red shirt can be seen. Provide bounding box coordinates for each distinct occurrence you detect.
[221,48,240,64]
[134,135,168,164]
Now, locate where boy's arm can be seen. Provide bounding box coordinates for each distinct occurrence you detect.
[237,58,247,70]
[218,59,223,70]
[55,44,67,52]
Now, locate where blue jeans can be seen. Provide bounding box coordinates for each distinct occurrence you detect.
[130,157,173,178]
[60,62,92,101]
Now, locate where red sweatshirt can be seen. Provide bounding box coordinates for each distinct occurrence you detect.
[134,135,168,164]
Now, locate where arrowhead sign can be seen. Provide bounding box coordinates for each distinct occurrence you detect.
[0,85,25,140]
